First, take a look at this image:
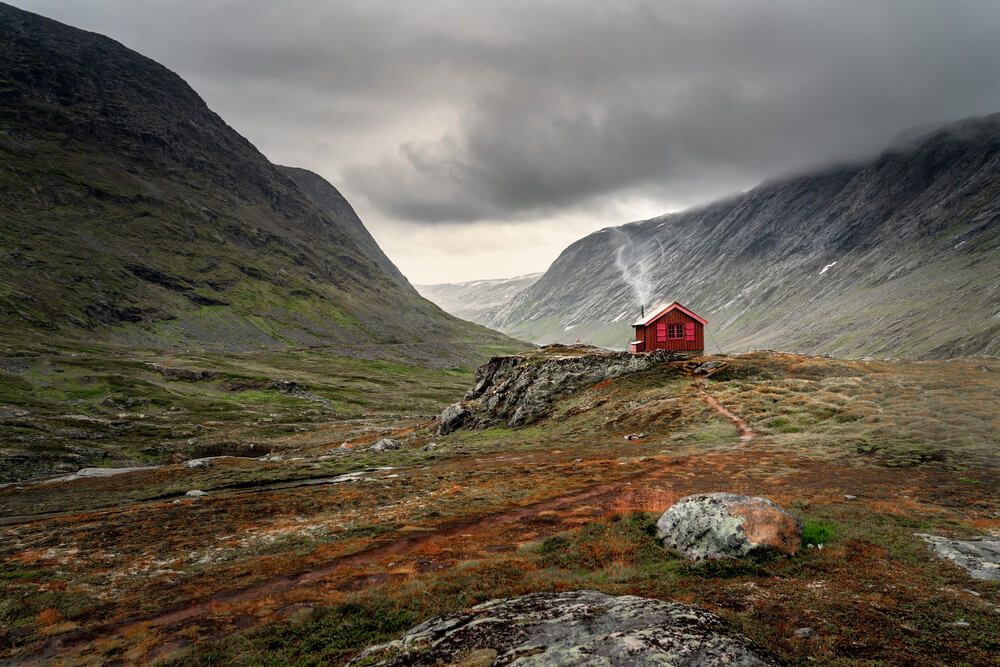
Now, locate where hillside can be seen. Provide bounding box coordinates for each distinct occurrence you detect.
[3,349,997,665]
[489,115,1000,358]
[0,3,513,362]
[416,273,541,323]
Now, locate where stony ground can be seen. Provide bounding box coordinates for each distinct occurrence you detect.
[0,350,997,665]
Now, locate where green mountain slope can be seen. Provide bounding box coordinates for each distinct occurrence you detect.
[0,3,515,362]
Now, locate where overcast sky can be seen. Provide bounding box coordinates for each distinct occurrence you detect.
[16,1,1000,283]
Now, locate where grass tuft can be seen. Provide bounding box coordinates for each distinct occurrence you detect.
[802,519,836,546]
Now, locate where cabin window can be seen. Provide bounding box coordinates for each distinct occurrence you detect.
[667,323,685,339]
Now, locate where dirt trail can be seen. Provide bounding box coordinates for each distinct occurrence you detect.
[693,378,755,443]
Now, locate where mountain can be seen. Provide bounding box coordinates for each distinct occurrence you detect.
[0,3,515,363]
[489,114,1000,359]
[416,273,541,323]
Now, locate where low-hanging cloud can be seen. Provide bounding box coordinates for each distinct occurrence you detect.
[15,0,1000,278]
[339,0,1000,223]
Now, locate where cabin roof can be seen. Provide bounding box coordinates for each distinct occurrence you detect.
[631,301,707,327]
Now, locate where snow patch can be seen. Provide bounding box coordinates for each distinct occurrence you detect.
[819,261,838,275]
[955,240,967,249]
[611,310,628,323]
[564,324,576,331]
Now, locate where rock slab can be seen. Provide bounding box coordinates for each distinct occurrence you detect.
[657,493,802,561]
[351,590,779,666]
[915,533,1000,581]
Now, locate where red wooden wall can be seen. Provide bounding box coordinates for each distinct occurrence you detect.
[634,309,704,352]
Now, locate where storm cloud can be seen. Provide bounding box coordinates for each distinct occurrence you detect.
[14,0,1000,279]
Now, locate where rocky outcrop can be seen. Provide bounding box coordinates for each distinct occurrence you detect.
[350,590,779,666]
[657,493,802,561]
[915,533,1000,581]
[438,346,687,434]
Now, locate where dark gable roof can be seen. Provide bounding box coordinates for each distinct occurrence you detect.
[631,301,707,326]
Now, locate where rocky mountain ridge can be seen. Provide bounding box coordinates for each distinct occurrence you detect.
[488,113,1000,358]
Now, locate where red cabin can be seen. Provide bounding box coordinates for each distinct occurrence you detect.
[627,302,706,353]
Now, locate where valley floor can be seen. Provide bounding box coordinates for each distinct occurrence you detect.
[0,351,997,665]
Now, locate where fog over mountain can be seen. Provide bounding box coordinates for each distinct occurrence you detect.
[416,274,542,324]
[14,0,1000,283]
[486,113,1000,359]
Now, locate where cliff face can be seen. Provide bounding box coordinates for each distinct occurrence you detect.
[488,114,1000,359]
[0,3,512,362]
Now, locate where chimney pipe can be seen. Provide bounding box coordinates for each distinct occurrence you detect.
[640,305,644,318]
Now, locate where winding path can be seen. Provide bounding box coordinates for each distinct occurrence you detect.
[693,377,755,443]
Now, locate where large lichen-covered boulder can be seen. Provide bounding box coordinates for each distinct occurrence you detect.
[350,590,779,666]
[657,493,802,561]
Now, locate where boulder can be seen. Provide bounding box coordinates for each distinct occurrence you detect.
[185,489,208,498]
[693,360,727,375]
[657,493,802,561]
[350,590,778,666]
[369,438,401,452]
[438,403,469,435]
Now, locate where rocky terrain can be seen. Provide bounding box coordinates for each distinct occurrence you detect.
[1,348,997,665]
[487,114,1000,358]
[0,3,512,359]
[416,273,542,324]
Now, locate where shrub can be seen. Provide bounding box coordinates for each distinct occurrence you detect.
[802,520,836,546]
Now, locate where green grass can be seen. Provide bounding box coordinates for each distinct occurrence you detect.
[162,599,417,667]
[801,519,836,546]
[0,342,498,483]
